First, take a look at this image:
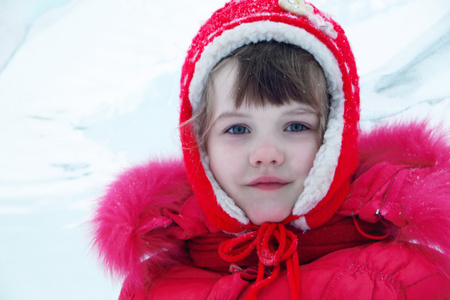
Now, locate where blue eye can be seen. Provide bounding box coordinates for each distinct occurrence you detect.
[225,125,250,134]
[285,123,308,132]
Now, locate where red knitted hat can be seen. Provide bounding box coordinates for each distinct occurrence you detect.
[179,0,360,233]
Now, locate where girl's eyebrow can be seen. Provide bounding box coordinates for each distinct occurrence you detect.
[215,111,250,121]
[285,107,318,116]
[214,106,318,123]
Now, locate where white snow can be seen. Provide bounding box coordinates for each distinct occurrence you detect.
[0,0,449,299]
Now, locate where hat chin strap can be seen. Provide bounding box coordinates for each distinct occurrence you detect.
[201,154,249,225]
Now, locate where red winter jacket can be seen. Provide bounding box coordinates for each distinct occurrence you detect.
[92,122,450,299]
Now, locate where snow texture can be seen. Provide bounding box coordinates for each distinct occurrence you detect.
[0,0,449,299]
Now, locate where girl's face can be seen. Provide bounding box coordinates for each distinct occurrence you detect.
[206,60,321,225]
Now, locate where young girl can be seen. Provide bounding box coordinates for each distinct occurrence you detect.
[92,0,450,299]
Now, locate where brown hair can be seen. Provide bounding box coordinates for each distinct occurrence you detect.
[192,41,330,150]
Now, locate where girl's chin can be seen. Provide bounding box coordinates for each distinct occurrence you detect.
[248,209,292,225]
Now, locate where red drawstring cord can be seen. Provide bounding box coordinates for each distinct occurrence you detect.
[219,222,300,300]
[352,214,389,240]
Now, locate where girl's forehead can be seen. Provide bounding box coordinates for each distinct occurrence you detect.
[211,58,239,86]
[209,60,239,106]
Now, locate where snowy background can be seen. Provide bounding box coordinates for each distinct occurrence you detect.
[0,0,449,299]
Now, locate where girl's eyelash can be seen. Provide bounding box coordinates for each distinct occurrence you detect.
[225,124,250,134]
[285,122,309,132]
[223,122,309,134]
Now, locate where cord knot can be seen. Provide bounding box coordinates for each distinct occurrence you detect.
[219,222,300,300]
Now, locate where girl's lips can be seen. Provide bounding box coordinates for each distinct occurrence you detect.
[250,182,288,190]
[247,177,290,191]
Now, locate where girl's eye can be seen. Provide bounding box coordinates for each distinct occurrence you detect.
[225,125,250,134]
[285,123,308,132]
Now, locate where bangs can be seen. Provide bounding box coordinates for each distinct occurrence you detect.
[230,41,328,113]
[194,41,330,150]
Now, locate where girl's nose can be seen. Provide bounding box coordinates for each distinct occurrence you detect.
[249,142,285,167]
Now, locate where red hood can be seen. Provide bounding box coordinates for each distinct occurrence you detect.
[179,0,360,233]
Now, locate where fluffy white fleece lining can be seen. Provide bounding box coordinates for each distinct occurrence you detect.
[189,21,345,229]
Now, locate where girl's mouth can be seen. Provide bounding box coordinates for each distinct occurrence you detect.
[247,177,290,191]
